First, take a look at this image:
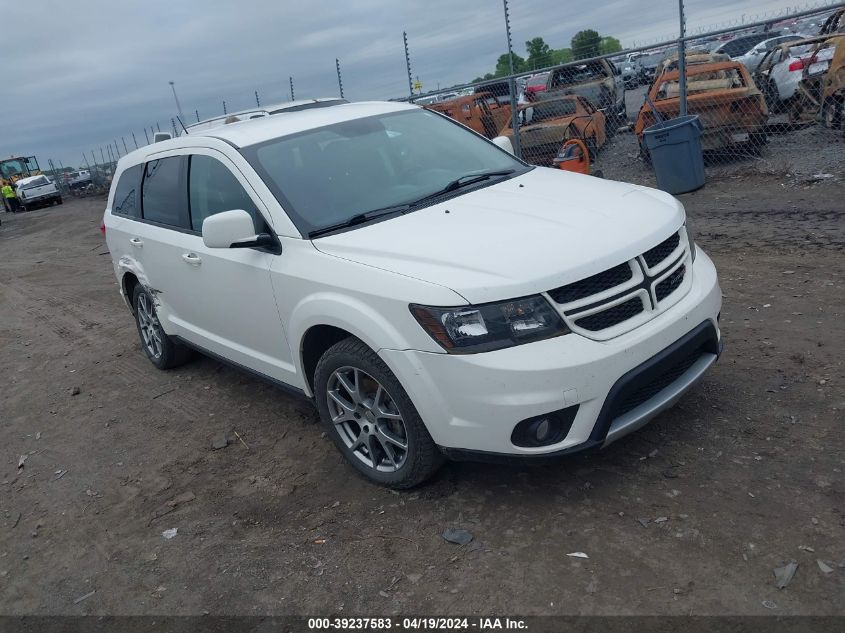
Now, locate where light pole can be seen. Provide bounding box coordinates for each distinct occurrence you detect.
[169,81,186,123]
[502,0,521,157]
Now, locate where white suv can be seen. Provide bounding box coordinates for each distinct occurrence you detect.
[104,101,722,488]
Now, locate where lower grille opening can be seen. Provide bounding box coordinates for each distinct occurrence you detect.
[612,349,701,418]
[575,297,644,332]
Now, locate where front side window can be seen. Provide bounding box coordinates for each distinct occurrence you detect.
[242,108,529,236]
[112,165,143,218]
[142,157,189,228]
[188,155,263,232]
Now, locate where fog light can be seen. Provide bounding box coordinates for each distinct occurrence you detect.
[535,418,551,442]
[511,405,579,448]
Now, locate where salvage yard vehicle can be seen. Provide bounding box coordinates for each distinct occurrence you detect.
[636,61,769,158]
[523,72,550,101]
[104,101,722,488]
[497,95,607,166]
[0,155,41,189]
[541,59,626,128]
[426,92,511,138]
[15,175,62,210]
[753,35,837,111]
[735,34,807,73]
[791,35,845,127]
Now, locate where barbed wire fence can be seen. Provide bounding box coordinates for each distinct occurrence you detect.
[34,0,845,199]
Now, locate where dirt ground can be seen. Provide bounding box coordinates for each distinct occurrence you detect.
[0,171,843,616]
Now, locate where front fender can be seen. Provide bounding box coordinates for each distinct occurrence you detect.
[287,291,445,397]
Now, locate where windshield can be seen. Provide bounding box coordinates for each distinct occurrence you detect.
[20,176,49,190]
[242,108,528,236]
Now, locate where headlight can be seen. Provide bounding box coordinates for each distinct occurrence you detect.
[411,295,569,353]
[685,220,696,262]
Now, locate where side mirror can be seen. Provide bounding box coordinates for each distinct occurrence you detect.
[492,136,515,155]
[202,209,259,248]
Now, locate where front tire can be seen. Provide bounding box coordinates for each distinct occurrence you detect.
[132,285,192,369]
[314,337,444,488]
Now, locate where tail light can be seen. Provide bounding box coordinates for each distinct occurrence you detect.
[788,59,804,72]
[100,221,106,236]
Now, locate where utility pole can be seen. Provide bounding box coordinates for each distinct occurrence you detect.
[113,140,121,159]
[223,100,227,115]
[290,76,295,101]
[195,109,200,122]
[336,58,345,99]
[678,0,688,117]
[122,137,129,154]
[143,128,150,144]
[502,0,521,157]
[132,132,138,149]
[403,31,414,100]
[169,81,186,123]
[100,147,106,165]
[255,90,261,107]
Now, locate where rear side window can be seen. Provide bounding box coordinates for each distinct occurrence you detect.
[142,157,189,228]
[112,165,142,218]
[187,155,263,232]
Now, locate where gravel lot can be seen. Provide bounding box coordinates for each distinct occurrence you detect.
[1,172,843,615]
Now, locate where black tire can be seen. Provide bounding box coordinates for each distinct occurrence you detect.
[132,284,192,370]
[822,98,842,129]
[586,137,598,164]
[639,138,652,165]
[56,197,63,205]
[314,337,444,489]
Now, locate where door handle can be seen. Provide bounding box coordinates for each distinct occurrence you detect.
[181,253,202,266]
[129,237,143,248]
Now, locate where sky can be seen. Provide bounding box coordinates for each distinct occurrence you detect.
[1,0,838,168]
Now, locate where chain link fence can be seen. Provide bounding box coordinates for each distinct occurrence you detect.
[413,4,845,187]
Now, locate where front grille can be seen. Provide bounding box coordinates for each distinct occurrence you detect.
[612,348,701,418]
[655,265,686,302]
[549,263,633,304]
[575,297,643,332]
[642,233,680,268]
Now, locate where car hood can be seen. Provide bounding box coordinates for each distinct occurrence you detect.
[312,168,685,305]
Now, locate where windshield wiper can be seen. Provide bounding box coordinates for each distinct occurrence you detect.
[406,169,516,208]
[308,205,410,239]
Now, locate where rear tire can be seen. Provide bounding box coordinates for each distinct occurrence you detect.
[822,98,842,129]
[132,284,192,370]
[314,337,444,488]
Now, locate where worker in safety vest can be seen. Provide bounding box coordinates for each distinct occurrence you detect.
[2,182,19,213]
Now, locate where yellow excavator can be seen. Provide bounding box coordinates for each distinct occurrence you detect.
[1,156,42,187]
[1,156,43,213]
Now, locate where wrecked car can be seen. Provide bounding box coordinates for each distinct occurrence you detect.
[426,92,512,138]
[541,59,626,128]
[791,34,845,127]
[635,61,769,158]
[497,95,607,166]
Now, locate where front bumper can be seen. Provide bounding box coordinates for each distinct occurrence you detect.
[380,248,722,457]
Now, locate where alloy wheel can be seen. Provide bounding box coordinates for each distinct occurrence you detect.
[326,366,409,472]
[136,293,163,359]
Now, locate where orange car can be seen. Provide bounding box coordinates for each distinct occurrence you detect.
[635,61,768,156]
[499,95,607,166]
[426,92,512,138]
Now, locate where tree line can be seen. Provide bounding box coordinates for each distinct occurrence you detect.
[471,31,622,82]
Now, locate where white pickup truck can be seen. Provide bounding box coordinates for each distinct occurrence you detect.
[15,175,62,211]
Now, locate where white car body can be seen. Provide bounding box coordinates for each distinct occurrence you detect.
[15,175,61,208]
[104,101,721,485]
[735,34,807,73]
[764,40,826,101]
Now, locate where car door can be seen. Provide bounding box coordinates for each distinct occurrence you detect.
[171,150,296,384]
